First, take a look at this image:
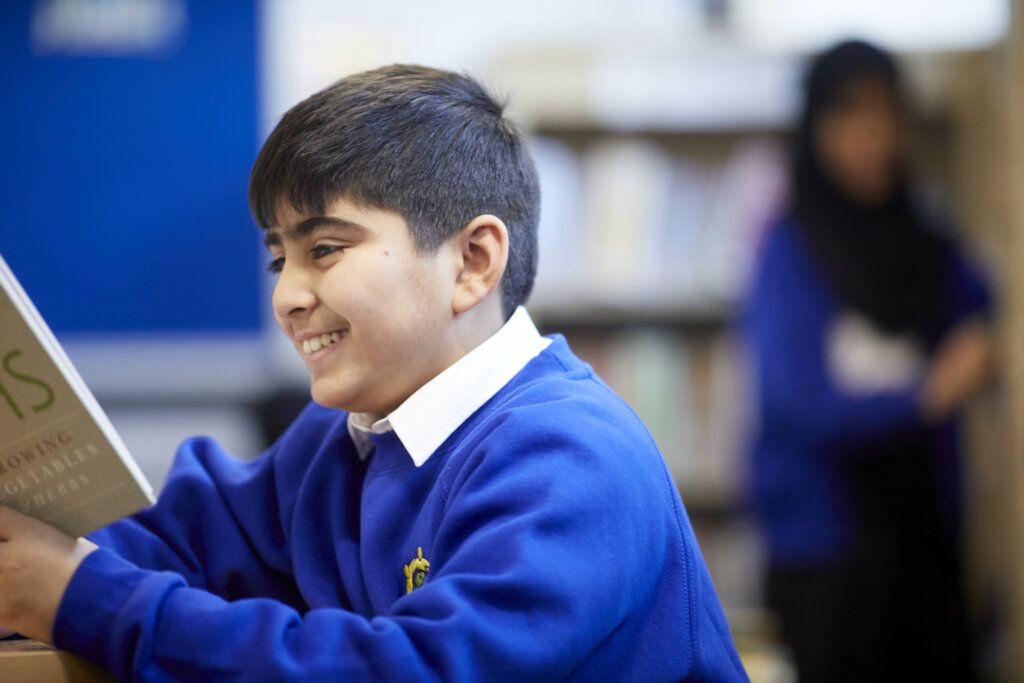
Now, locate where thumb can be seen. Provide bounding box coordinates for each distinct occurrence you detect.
[0,505,27,541]
[0,505,58,542]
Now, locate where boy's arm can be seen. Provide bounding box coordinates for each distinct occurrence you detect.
[0,402,343,646]
[46,404,741,681]
[86,437,297,601]
[86,402,344,605]
[0,426,303,643]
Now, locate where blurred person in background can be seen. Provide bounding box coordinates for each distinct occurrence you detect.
[743,40,995,682]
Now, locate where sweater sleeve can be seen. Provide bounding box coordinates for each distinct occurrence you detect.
[746,222,921,449]
[83,403,339,604]
[53,397,746,682]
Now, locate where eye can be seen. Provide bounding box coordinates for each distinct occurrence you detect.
[311,244,346,260]
[267,256,285,274]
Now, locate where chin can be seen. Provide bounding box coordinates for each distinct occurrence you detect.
[310,380,386,416]
[309,380,352,412]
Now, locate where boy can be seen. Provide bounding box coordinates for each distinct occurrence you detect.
[0,65,747,681]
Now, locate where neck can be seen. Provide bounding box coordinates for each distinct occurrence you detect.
[449,295,507,358]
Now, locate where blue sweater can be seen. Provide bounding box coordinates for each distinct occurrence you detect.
[744,216,991,566]
[54,335,747,682]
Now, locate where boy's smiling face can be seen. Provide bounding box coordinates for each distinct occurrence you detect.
[265,196,463,416]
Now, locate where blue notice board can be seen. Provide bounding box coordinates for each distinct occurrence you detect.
[0,0,262,335]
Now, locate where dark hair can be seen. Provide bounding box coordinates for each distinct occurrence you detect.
[800,39,901,128]
[249,64,540,318]
[789,39,946,339]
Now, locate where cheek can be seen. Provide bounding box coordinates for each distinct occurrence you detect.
[379,252,452,312]
[389,275,455,363]
[321,256,439,341]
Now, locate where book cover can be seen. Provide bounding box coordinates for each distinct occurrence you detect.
[0,254,154,538]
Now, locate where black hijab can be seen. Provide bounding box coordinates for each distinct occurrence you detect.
[791,40,947,340]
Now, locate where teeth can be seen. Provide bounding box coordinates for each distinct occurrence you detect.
[301,331,346,355]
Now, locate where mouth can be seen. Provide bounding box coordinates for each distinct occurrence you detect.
[300,329,348,356]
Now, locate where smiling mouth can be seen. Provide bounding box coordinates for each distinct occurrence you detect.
[301,330,347,355]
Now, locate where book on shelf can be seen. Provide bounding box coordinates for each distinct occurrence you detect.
[0,254,154,538]
[581,138,675,305]
[531,137,584,308]
[529,133,786,314]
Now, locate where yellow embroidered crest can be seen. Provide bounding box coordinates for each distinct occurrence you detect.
[404,547,430,594]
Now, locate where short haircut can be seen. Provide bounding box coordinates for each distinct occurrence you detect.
[249,64,540,318]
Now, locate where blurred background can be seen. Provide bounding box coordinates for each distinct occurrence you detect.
[2,0,1024,680]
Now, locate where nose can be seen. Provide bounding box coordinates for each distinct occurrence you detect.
[272,261,317,319]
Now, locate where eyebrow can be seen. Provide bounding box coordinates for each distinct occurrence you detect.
[264,216,369,247]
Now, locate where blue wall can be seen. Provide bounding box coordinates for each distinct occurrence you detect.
[0,0,261,335]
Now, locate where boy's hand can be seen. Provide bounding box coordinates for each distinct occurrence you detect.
[0,506,97,644]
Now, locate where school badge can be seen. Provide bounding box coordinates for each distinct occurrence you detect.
[404,546,430,594]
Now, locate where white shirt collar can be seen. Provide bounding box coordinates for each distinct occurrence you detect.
[347,306,551,466]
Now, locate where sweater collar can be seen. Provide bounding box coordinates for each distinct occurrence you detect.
[347,306,551,467]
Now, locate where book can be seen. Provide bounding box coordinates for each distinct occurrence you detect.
[0,254,154,538]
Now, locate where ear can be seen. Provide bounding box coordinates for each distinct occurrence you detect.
[450,214,509,315]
